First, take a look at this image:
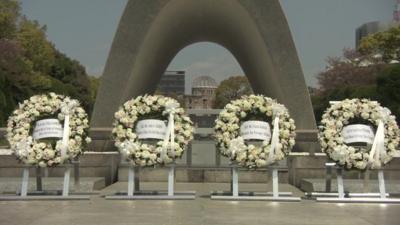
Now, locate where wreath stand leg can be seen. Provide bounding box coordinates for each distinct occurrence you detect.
[167,166,174,196]
[62,167,71,197]
[231,167,239,197]
[106,164,195,200]
[0,165,90,201]
[378,170,386,199]
[316,167,400,203]
[73,160,81,190]
[19,167,43,196]
[272,168,279,198]
[36,167,42,192]
[127,166,134,196]
[337,167,345,199]
[134,167,140,192]
[20,167,29,197]
[211,166,300,201]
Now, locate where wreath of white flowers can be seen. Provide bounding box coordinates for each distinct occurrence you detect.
[6,93,91,167]
[113,95,194,167]
[214,95,296,169]
[319,98,400,170]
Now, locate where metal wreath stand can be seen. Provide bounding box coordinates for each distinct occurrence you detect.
[106,107,196,200]
[211,115,300,202]
[210,163,300,202]
[313,101,400,203]
[312,163,400,203]
[0,115,90,200]
[105,163,196,200]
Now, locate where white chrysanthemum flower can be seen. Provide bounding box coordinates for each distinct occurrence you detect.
[7,93,90,167]
[113,95,193,167]
[319,98,399,170]
[215,95,295,168]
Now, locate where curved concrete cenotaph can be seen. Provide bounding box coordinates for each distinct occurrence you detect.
[91,0,317,151]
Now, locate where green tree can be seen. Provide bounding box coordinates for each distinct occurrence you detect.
[48,50,93,113]
[313,46,391,122]
[358,25,400,63]
[0,0,19,39]
[89,75,100,103]
[16,18,55,73]
[214,76,253,108]
[311,85,378,122]
[0,39,33,126]
[317,48,385,94]
[376,64,400,123]
[0,1,96,125]
[312,63,400,123]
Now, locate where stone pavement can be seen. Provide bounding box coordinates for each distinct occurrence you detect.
[0,182,399,225]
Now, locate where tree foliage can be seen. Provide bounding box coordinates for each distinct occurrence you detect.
[311,85,379,122]
[376,64,400,122]
[316,48,385,94]
[314,31,400,124]
[16,18,55,73]
[214,76,253,108]
[0,0,97,126]
[89,76,101,104]
[358,25,400,63]
[0,0,19,39]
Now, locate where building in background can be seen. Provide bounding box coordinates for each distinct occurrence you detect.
[157,70,185,96]
[185,76,217,109]
[355,0,400,47]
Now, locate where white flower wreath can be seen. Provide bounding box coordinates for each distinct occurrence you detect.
[6,93,91,167]
[113,95,194,167]
[319,99,400,170]
[214,95,296,169]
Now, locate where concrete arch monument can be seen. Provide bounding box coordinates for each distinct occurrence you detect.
[92,0,316,138]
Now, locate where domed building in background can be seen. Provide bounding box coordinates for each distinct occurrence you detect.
[185,75,218,109]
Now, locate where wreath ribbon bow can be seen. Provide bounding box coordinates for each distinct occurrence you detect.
[61,115,70,161]
[60,100,77,162]
[161,102,179,160]
[368,120,385,166]
[268,106,282,163]
[268,115,280,163]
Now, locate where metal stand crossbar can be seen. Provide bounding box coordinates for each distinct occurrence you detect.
[0,165,90,200]
[315,167,400,203]
[211,166,301,201]
[106,164,196,200]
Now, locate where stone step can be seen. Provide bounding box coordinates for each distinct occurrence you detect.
[117,166,289,183]
[101,182,303,197]
[0,153,120,185]
[300,178,400,193]
[0,177,105,194]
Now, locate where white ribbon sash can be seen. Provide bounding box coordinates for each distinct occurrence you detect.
[161,102,179,160]
[59,100,78,163]
[61,115,70,161]
[268,116,280,163]
[368,120,385,165]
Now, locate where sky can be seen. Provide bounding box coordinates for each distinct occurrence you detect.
[20,0,393,89]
